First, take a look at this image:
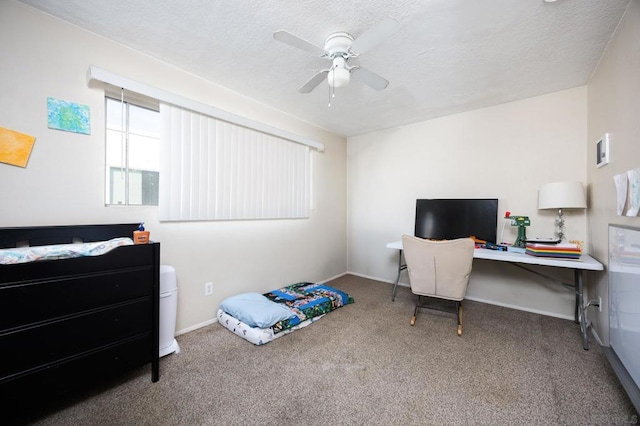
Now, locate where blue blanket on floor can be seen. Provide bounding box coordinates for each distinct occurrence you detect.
[264,282,354,334]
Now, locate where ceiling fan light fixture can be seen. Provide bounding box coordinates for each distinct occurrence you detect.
[328,66,351,88]
[274,17,399,94]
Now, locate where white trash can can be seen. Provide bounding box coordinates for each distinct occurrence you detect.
[159,265,180,357]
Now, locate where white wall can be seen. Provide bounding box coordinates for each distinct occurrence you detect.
[347,87,588,319]
[4,0,626,333]
[0,1,347,333]
[587,0,640,345]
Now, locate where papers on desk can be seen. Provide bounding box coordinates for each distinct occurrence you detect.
[525,242,582,259]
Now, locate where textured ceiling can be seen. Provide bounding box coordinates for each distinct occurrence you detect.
[19,0,630,137]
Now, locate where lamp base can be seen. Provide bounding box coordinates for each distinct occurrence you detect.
[555,208,566,242]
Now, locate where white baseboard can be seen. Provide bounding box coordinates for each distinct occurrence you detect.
[464,295,573,321]
[320,271,349,283]
[346,271,405,286]
[176,270,576,337]
[178,270,575,336]
[346,271,574,321]
[176,272,351,336]
[176,318,217,336]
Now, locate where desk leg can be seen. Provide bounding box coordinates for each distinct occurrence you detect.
[575,269,589,351]
[392,249,404,302]
[574,273,580,324]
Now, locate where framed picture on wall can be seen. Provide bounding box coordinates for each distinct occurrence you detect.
[596,133,609,168]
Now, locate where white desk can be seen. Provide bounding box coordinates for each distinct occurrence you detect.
[387,240,604,350]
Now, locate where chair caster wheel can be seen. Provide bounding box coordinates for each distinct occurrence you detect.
[410,316,416,326]
[457,325,462,336]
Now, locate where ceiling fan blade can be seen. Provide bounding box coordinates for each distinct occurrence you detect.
[351,67,389,91]
[298,69,330,93]
[274,30,326,57]
[351,17,400,54]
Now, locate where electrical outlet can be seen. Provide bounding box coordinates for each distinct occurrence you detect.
[598,296,602,312]
[204,282,213,296]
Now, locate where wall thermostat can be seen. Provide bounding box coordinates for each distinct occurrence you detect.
[596,133,610,168]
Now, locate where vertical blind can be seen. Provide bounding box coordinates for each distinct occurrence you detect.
[159,104,310,221]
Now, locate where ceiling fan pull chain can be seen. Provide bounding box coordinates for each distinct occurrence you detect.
[328,64,337,107]
[332,64,337,98]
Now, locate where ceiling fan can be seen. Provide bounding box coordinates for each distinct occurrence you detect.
[273,17,400,94]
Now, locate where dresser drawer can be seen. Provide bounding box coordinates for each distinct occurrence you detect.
[0,335,153,405]
[0,299,152,379]
[0,267,152,330]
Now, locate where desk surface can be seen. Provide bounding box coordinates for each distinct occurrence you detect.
[386,240,603,271]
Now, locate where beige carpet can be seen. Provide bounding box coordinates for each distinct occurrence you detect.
[15,274,638,425]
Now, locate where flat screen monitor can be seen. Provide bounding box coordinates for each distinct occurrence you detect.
[414,198,499,243]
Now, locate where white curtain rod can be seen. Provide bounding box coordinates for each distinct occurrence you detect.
[86,66,324,152]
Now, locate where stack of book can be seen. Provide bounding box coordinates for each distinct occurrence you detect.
[525,242,582,259]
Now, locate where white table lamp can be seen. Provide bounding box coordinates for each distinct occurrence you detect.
[538,182,586,241]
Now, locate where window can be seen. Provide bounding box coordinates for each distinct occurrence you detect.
[159,103,311,221]
[93,67,322,215]
[105,94,160,205]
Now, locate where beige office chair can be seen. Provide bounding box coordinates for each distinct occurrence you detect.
[402,235,474,336]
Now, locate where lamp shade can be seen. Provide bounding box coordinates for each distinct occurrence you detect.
[538,182,587,210]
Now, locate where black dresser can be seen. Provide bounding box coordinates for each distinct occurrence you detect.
[0,236,160,407]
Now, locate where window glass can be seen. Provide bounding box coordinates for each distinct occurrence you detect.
[105,97,160,205]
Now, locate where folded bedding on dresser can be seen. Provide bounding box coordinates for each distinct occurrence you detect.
[217,282,354,345]
[0,237,134,265]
